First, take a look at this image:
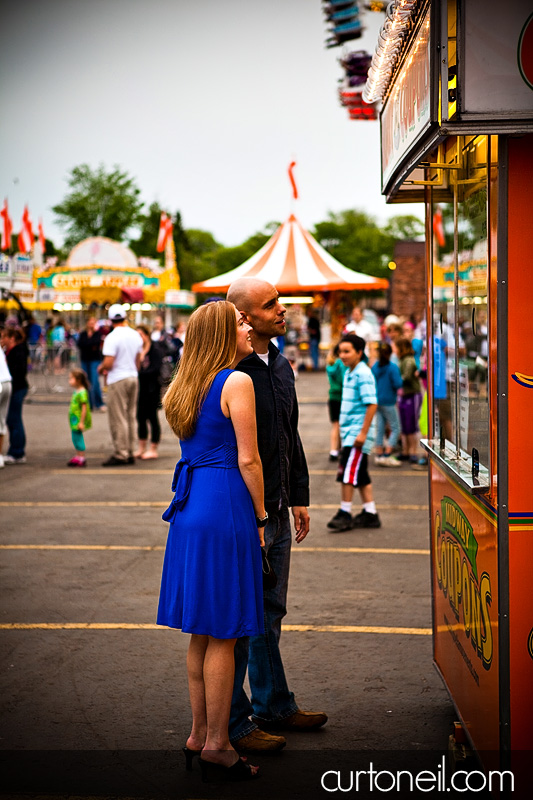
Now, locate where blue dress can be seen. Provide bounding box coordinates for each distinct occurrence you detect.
[157,369,264,639]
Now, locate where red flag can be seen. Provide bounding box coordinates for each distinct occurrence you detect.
[1,198,13,250]
[432,206,445,247]
[288,161,299,200]
[18,205,34,253]
[156,212,173,252]
[38,218,46,254]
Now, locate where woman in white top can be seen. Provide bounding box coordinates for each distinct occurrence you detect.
[0,342,13,468]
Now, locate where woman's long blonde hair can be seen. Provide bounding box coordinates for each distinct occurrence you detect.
[163,301,237,440]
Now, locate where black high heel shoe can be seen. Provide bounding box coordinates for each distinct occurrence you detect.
[182,746,201,771]
[198,756,259,782]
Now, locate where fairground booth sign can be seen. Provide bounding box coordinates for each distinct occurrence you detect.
[363,0,533,780]
[32,237,194,312]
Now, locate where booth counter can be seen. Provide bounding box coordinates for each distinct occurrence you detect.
[368,0,533,776]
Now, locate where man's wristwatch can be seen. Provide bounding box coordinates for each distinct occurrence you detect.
[256,512,269,528]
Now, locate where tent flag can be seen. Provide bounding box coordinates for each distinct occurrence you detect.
[433,206,445,247]
[192,214,388,294]
[157,212,173,252]
[288,161,299,200]
[38,218,46,254]
[1,198,12,250]
[17,205,33,253]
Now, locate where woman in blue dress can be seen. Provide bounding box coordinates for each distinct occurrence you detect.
[158,300,266,781]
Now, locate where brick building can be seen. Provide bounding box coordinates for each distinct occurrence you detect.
[389,240,426,322]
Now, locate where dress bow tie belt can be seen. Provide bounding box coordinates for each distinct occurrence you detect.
[162,444,238,523]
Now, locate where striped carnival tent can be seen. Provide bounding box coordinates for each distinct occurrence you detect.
[191,214,389,293]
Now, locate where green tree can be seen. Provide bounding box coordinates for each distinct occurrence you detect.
[383,214,424,241]
[130,205,221,289]
[53,163,144,249]
[129,201,163,257]
[312,210,392,279]
[214,227,276,275]
[5,234,59,258]
[179,228,221,289]
[172,211,191,272]
[42,237,59,257]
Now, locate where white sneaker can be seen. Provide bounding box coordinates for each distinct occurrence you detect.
[0,454,4,468]
[376,454,401,467]
[3,455,27,464]
[382,455,401,467]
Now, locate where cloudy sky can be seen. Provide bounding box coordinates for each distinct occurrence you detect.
[1,0,421,249]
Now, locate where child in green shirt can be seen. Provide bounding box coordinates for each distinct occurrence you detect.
[68,368,92,467]
[326,343,347,461]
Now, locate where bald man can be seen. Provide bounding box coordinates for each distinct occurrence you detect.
[226,278,327,753]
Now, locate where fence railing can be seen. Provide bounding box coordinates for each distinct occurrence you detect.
[27,343,81,395]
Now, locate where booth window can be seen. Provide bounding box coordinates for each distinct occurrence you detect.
[427,135,495,493]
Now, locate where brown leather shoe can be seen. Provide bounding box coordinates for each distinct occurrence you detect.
[233,728,286,752]
[253,710,328,731]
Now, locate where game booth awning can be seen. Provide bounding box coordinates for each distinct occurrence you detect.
[191,214,389,294]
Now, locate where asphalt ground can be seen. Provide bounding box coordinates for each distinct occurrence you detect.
[0,370,481,800]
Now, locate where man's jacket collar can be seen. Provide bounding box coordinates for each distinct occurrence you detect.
[240,340,280,368]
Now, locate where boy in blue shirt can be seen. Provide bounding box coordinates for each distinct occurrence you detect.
[327,334,381,532]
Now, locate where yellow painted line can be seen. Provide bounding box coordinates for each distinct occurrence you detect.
[310,503,428,510]
[310,470,426,476]
[0,622,431,635]
[0,501,168,507]
[0,623,161,629]
[0,501,428,510]
[295,546,429,555]
[284,624,431,635]
[50,469,172,475]
[0,544,429,554]
[0,544,165,550]
[43,468,427,477]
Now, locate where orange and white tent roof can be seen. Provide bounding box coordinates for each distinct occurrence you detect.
[192,215,389,293]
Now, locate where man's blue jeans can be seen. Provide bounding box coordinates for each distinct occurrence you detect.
[229,507,298,741]
[81,360,104,409]
[310,338,319,370]
[7,387,28,459]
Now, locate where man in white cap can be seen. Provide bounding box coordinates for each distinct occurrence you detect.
[98,304,143,466]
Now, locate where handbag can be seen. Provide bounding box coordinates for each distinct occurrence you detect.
[261,547,277,590]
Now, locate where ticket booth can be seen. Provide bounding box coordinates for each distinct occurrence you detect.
[367,0,533,778]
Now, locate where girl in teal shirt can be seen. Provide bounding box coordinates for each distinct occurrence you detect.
[68,368,92,467]
[326,344,347,461]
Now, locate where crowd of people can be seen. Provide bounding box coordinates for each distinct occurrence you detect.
[0,310,184,468]
[324,306,427,533]
[327,307,427,465]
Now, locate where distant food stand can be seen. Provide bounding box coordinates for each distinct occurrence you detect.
[0,254,36,317]
[365,0,533,777]
[30,236,194,321]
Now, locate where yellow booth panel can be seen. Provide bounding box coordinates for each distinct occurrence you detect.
[143,287,165,304]
[80,287,122,305]
[430,463,500,761]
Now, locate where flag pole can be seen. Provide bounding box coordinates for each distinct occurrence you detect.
[288,161,298,216]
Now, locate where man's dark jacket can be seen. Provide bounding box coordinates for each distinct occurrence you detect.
[236,342,309,514]
[77,330,103,362]
[6,343,29,392]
